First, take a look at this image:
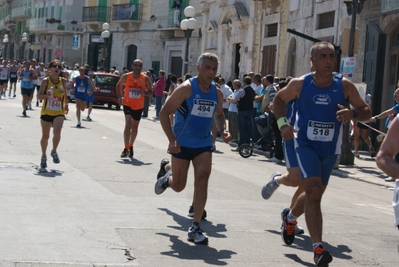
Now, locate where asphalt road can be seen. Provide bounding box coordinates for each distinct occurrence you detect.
[0,91,397,266]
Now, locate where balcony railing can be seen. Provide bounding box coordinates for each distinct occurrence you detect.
[10,0,32,20]
[112,3,142,21]
[29,17,84,33]
[82,6,110,23]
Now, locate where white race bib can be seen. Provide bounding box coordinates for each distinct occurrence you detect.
[10,73,16,78]
[77,86,86,93]
[47,96,62,111]
[128,88,141,99]
[191,99,216,118]
[306,120,334,142]
[0,75,6,80]
[22,76,29,81]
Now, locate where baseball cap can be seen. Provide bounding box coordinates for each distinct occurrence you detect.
[88,71,94,75]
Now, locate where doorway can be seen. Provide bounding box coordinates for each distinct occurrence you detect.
[126,45,138,71]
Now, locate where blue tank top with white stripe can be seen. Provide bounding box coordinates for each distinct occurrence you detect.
[173,77,218,148]
[294,72,347,156]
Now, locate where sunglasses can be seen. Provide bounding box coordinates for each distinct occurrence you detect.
[133,64,142,67]
[51,65,62,69]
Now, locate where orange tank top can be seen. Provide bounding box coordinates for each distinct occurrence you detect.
[123,72,147,110]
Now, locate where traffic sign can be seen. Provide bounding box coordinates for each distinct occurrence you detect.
[54,48,63,58]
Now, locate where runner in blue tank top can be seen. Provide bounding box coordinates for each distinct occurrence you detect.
[154,53,232,245]
[273,42,371,266]
[71,67,92,127]
[261,77,306,237]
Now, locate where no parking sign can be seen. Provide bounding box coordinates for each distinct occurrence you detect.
[54,48,63,58]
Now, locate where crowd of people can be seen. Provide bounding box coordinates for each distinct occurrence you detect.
[2,41,399,266]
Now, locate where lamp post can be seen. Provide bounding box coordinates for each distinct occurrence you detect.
[21,32,28,60]
[339,0,366,165]
[180,6,197,75]
[101,22,110,71]
[2,34,8,59]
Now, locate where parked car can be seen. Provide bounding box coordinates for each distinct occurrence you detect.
[93,72,120,110]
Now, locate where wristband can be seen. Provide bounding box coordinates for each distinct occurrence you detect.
[277,117,289,130]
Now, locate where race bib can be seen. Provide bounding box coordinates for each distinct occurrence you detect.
[128,88,141,99]
[22,76,29,81]
[0,75,6,80]
[191,99,216,118]
[47,96,62,111]
[10,73,16,78]
[77,86,86,93]
[306,120,334,142]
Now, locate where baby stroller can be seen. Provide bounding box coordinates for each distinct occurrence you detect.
[239,112,275,158]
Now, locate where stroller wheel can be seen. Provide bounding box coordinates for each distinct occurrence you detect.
[239,143,253,158]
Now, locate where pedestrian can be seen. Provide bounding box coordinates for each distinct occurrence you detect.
[154,53,231,244]
[353,93,375,158]
[231,76,255,152]
[116,59,153,158]
[370,88,399,127]
[226,79,241,144]
[218,77,232,119]
[18,60,37,117]
[273,41,371,266]
[8,59,19,98]
[153,70,166,120]
[376,114,399,229]
[0,59,10,99]
[71,66,92,127]
[35,62,46,107]
[142,71,153,118]
[37,59,69,169]
[86,71,99,121]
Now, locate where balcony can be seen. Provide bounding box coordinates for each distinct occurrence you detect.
[10,5,31,20]
[29,17,84,35]
[82,6,110,30]
[111,3,142,29]
[4,16,17,30]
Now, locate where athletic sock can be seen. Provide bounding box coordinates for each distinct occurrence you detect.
[287,210,297,223]
[312,242,323,250]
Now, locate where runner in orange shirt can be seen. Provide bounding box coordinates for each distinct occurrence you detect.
[116,59,153,158]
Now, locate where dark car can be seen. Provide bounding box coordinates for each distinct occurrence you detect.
[93,72,120,110]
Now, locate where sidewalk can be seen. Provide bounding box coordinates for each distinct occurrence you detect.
[332,151,394,188]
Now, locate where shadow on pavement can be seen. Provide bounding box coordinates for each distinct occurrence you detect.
[35,169,63,178]
[266,229,353,265]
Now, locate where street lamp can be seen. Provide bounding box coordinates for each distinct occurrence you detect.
[101,22,111,71]
[339,0,367,165]
[3,34,8,59]
[180,6,197,75]
[21,32,28,60]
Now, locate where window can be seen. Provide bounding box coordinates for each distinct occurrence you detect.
[264,23,278,38]
[317,11,334,30]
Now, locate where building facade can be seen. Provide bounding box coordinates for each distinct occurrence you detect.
[1,0,399,132]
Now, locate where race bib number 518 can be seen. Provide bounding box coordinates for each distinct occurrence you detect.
[191,99,216,118]
[306,120,334,142]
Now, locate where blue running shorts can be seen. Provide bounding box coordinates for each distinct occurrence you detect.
[295,145,338,186]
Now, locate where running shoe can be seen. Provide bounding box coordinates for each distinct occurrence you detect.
[157,158,170,179]
[120,148,129,158]
[13,94,16,98]
[154,169,171,195]
[76,121,81,128]
[22,110,26,117]
[8,93,11,97]
[261,171,281,199]
[129,146,134,158]
[268,156,283,163]
[51,151,60,163]
[40,156,47,169]
[353,151,360,158]
[188,205,207,220]
[86,116,92,121]
[369,146,376,158]
[280,222,305,235]
[281,208,297,245]
[314,245,333,267]
[187,225,208,244]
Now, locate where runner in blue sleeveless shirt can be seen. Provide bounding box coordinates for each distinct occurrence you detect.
[154,53,231,245]
[273,42,371,266]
